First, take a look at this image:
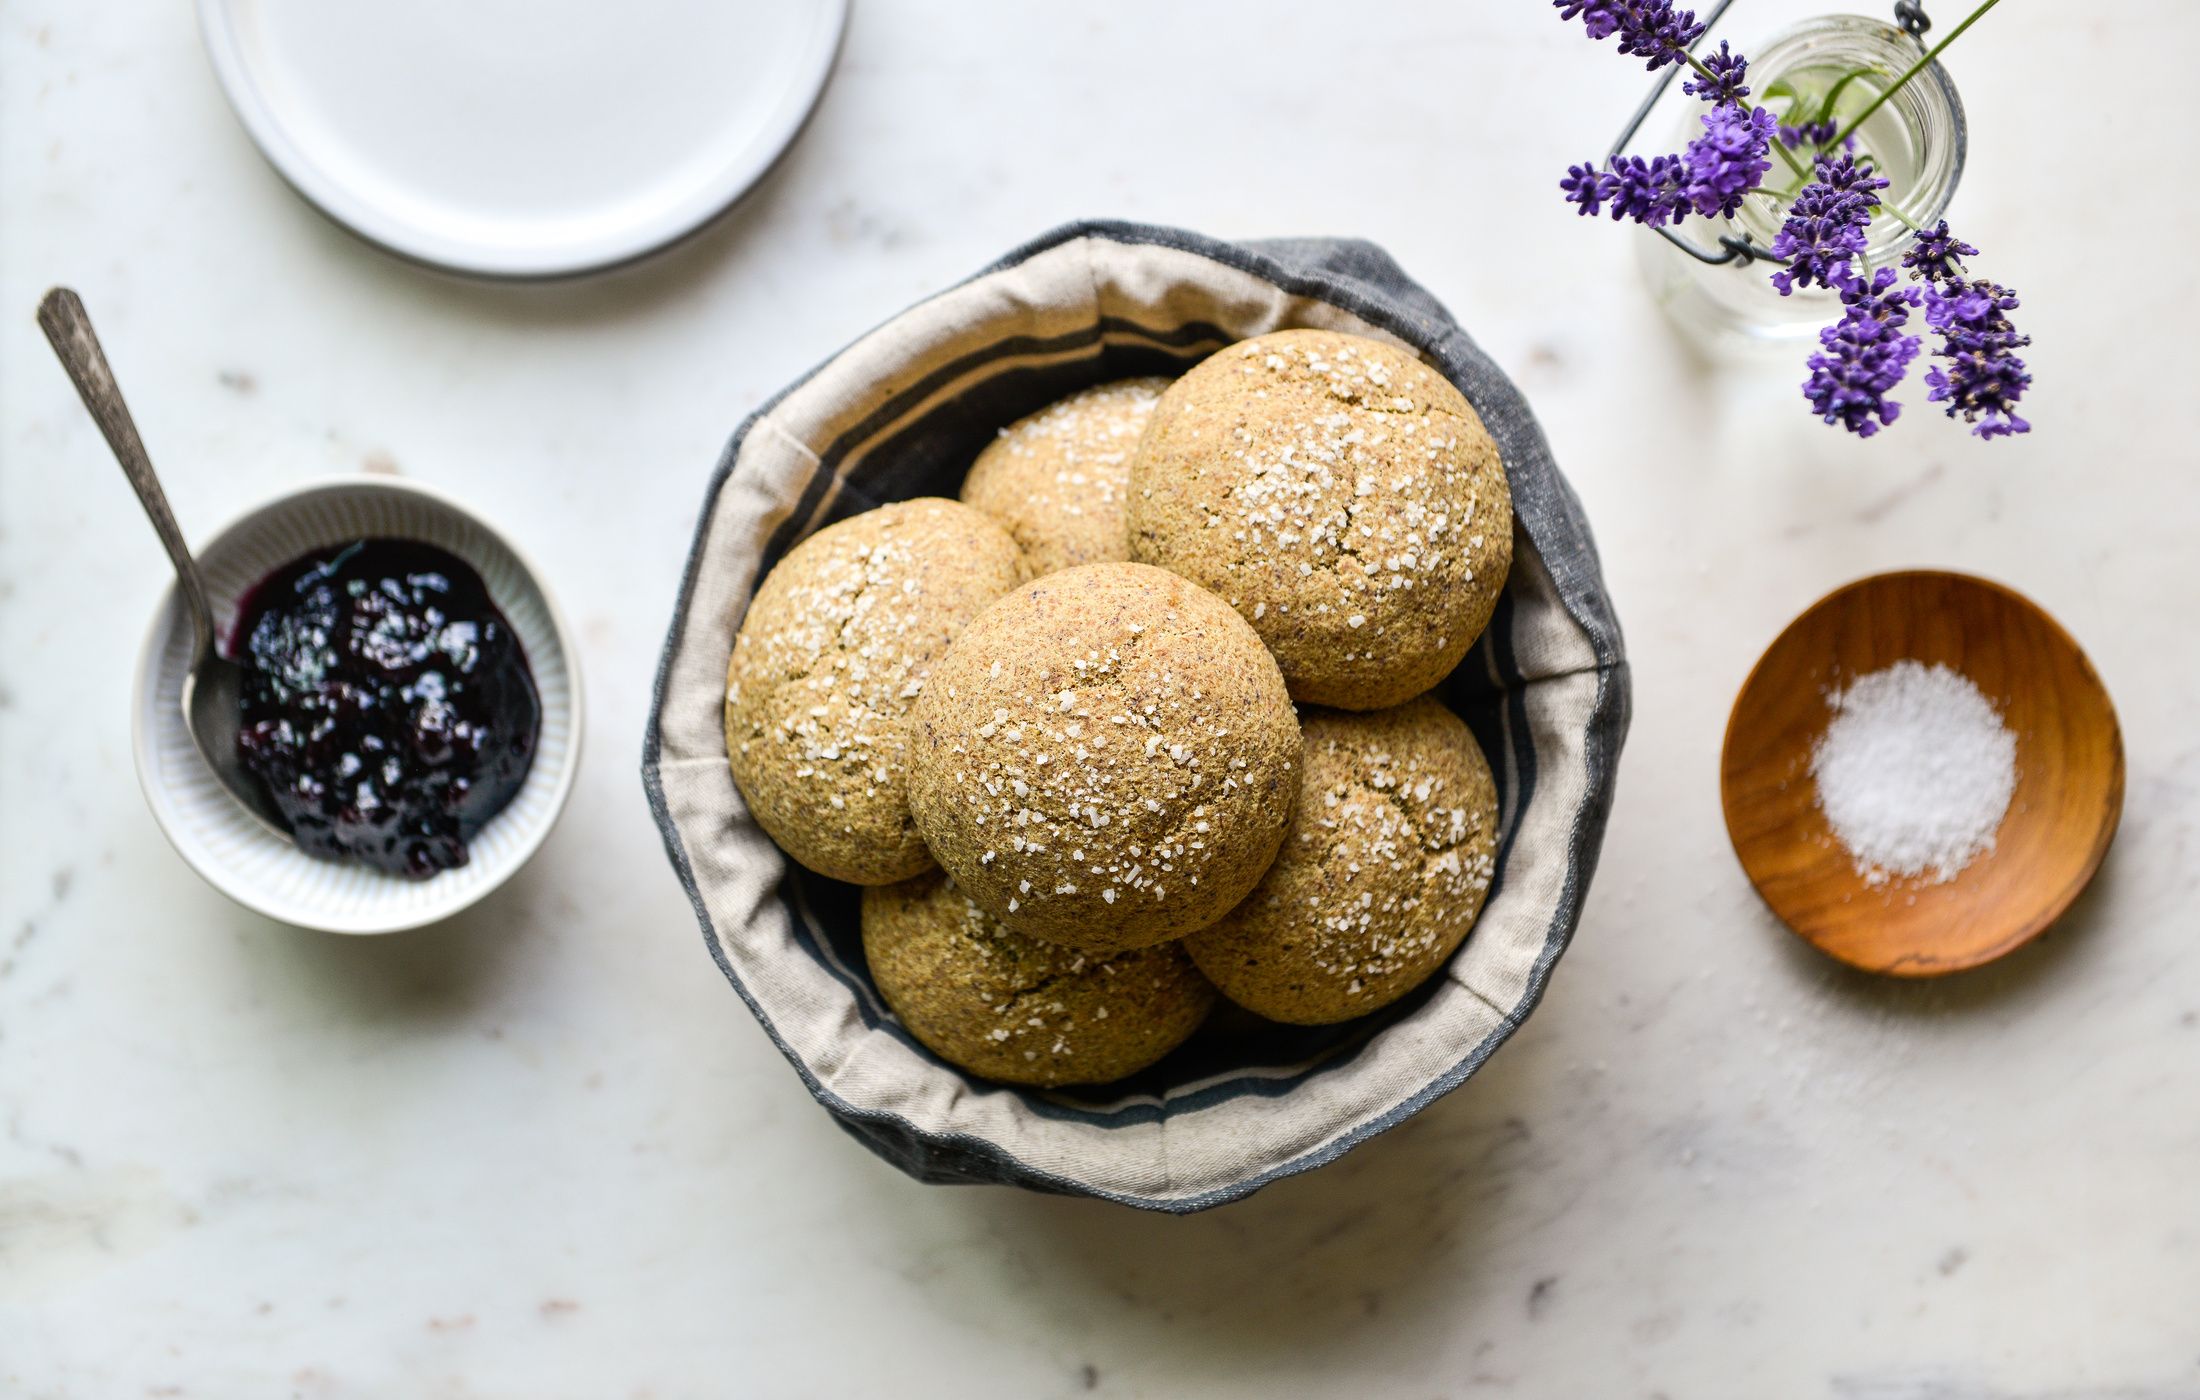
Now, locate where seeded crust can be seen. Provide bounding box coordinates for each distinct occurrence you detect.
[725,498,1026,885]
[1127,329,1513,710]
[1185,697,1499,1025]
[863,871,1215,1086]
[905,562,1301,955]
[959,377,1171,576]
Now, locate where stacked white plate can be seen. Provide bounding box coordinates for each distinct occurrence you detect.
[199,0,848,277]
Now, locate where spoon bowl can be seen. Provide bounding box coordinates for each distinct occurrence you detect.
[1721,570,2123,976]
[179,649,291,835]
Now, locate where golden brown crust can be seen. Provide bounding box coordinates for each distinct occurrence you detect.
[725,499,1027,885]
[1128,329,1513,710]
[905,562,1301,954]
[959,377,1170,576]
[863,872,1214,1086]
[1185,698,1499,1025]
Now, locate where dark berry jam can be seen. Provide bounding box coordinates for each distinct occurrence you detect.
[231,538,540,879]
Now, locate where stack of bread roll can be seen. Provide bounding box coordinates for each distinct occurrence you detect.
[726,331,1512,1087]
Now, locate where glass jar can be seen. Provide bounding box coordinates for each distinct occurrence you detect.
[1635,14,1967,359]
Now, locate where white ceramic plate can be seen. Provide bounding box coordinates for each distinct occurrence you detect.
[197,0,848,278]
[134,478,583,933]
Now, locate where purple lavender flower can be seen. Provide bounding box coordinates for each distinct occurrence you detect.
[1561,161,1614,217]
[1559,104,1772,229]
[1923,277,2032,438]
[1606,153,1690,227]
[1553,0,1622,39]
[1778,120,1858,156]
[1615,2,1707,69]
[1683,104,1776,219]
[1768,154,1888,295]
[1553,0,1705,72]
[1682,41,1750,103]
[1778,118,1839,149]
[1901,219,1980,288]
[1802,267,1923,438]
[1551,0,1726,228]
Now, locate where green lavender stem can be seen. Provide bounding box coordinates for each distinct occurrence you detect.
[1631,4,1996,262]
[1829,0,2003,150]
[1758,152,1923,232]
[1743,0,1997,255]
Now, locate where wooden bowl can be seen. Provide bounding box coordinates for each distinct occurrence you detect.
[1721,571,2123,976]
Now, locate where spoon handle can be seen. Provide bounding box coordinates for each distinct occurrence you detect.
[36,287,216,657]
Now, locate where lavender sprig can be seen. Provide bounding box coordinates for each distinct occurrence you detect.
[1768,155,1888,295]
[1923,278,2032,438]
[1560,162,1609,218]
[1681,41,1749,103]
[1895,221,2032,438]
[1777,119,1854,153]
[1900,219,1981,288]
[1554,0,1707,72]
[1553,0,1624,41]
[1685,104,1776,219]
[1562,103,1773,226]
[1803,267,1923,438]
[1609,152,1689,227]
[1562,153,1688,226]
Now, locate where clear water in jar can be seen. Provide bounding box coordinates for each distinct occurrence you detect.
[1637,27,1958,360]
[1738,60,1930,243]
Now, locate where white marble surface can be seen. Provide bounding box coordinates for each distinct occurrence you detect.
[3,2,2196,1395]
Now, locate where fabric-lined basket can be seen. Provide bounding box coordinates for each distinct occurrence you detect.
[644,221,1630,1212]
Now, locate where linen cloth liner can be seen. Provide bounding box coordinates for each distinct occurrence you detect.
[644,221,1630,1212]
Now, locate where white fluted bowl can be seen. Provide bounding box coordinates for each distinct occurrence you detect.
[133,477,582,933]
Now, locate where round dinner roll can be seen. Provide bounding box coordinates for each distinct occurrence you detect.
[959,377,1170,575]
[1127,328,1513,710]
[725,498,1026,885]
[905,562,1301,955]
[1185,697,1500,1025]
[863,872,1215,1087]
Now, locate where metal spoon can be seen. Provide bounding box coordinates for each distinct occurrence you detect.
[37,288,292,837]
